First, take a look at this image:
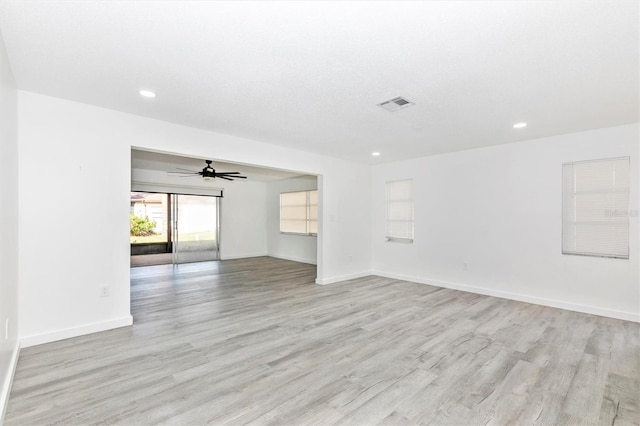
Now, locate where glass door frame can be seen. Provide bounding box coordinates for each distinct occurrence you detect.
[171,193,221,264]
[130,190,221,266]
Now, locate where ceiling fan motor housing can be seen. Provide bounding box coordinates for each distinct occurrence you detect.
[203,166,215,177]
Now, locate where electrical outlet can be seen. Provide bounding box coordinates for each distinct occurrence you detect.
[100,286,110,298]
[463,262,469,271]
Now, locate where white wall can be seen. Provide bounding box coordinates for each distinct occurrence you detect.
[372,124,640,322]
[131,168,268,260]
[266,176,318,264]
[18,90,372,345]
[17,87,634,355]
[0,27,19,422]
[219,180,267,260]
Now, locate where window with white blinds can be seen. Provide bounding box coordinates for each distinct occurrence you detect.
[386,179,414,242]
[308,190,318,234]
[562,157,630,259]
[280,190,318,236]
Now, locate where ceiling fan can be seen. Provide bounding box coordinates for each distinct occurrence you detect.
[167,160,247,181]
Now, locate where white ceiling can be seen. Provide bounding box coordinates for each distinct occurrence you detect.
[0,1,637,164]
[131,149,309,182]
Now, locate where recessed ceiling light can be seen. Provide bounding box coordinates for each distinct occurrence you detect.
[372,152,381,156]
[139,90,156,98]
[513,122,527,129]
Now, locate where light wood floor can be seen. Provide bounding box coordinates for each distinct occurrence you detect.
[130,251,219,267]
[6,257,639,425]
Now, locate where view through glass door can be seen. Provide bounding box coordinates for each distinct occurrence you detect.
[130,192,220,267]
[172,194,220,264]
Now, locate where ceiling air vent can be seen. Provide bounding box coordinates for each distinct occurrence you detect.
[377,96,415,112]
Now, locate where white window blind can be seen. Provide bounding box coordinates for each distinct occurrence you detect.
[562,157,630,259]
[386,179,414,242]
[309,190,318,234]
[280,190,318,236]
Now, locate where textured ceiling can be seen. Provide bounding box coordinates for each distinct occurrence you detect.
[0,1,637,163]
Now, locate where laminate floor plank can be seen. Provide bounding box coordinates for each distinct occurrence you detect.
[5,257,639,425]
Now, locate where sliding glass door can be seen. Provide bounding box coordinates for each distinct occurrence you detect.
[130,192,220,266]
[173,194,220,264]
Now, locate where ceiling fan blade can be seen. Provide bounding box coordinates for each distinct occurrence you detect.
[168,161,247,181]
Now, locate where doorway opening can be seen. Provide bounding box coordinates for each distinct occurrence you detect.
[130,191,220,267]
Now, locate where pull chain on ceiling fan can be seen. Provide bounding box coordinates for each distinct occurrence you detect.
[167,160,247,181]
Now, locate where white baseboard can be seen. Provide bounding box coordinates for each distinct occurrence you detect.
[20,315,134,348]
[219,253,268,261]
[316,271,372,285]
[372,270,640,323]
[268,254,317,265]
[0,340,20,425]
